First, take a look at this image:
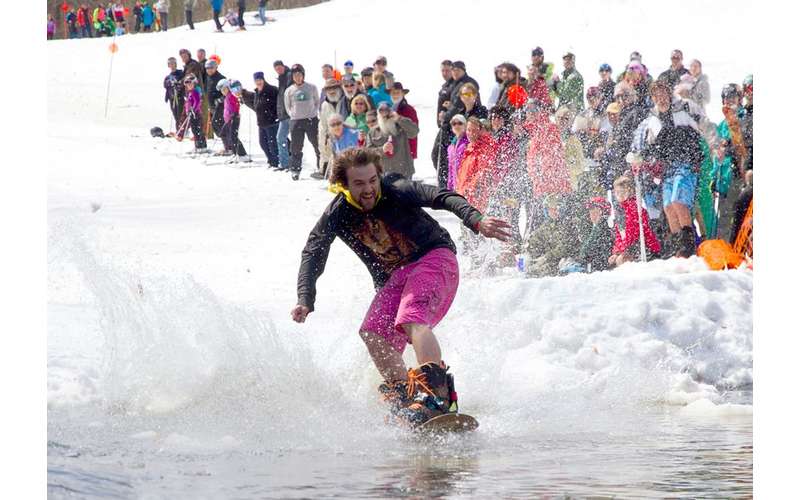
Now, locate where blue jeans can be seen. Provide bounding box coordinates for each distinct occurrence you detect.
[277,119,291,168]
[259,124,279,167]
[258,7,266,24]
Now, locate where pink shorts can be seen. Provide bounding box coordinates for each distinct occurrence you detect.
[360,248,460,353]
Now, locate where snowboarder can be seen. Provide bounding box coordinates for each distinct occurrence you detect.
[291,147,512,427]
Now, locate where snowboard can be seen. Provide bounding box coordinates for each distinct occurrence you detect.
[416,413,479,434]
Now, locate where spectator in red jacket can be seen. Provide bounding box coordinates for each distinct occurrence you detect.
[523,99,571,199]
[390,82,418,160]
[456,117,496,213]
[609,175,661,267]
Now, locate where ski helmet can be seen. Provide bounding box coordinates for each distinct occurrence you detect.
[229,79,242,93]
[150,126,165,138]
[216,78,230,92]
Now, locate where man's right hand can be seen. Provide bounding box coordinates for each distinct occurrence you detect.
[291,304,310,323]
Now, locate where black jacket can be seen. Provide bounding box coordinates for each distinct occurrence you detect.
[657,66,690,90]
[276,67,292,120]
[164,69,185,103]
[241,84,279,127]
[642,107,703,176]
[437,78,455,123]
[448,74,481,111]
[206,71,226,107]
[297,174,482,310]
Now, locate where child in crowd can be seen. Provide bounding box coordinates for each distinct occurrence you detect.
[578,197,614,272]
[176,74,208,153]
[219,79,250,162]
[609,176,661,267]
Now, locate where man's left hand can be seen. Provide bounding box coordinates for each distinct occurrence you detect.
[477,217,513,242]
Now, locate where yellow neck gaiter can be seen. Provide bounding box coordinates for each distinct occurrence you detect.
[328,183,381,211]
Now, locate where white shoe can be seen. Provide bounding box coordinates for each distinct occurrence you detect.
[194,147,209,154]
[239,155,252,163]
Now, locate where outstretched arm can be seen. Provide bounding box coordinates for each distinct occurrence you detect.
[391,177,512,241]
[294,210,336,321]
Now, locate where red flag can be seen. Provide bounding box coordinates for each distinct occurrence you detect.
[61,1,68,13]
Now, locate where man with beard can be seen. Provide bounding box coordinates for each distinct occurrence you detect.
[367,102,419,179]
[340,74,362,117]
[390,82,419,162]
[291,148,512,428]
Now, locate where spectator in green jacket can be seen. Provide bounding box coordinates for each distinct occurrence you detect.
[553,52,584,112]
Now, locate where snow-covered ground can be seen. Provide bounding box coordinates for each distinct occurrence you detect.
[47,1,753,497]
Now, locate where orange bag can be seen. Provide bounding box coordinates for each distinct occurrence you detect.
[698,240,744,270]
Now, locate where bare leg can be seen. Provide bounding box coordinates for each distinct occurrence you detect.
[403,323,442,366]
[359,330,407,382]
[664,204,681,233]
[674,203,693,227]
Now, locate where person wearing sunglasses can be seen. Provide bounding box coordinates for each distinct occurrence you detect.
[597,63,615,113]
[327,114,361,161]
[314,78,350,180]
[446,114,469,191]
[344,94,373,134]
[657,49,690,91]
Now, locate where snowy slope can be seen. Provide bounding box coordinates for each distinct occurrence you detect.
[48,0,753,423]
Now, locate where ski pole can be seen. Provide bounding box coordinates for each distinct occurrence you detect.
[633,170,648,263]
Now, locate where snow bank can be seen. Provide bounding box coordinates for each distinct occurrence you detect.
[47,0,753,432]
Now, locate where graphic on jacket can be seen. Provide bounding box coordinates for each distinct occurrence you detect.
[352,217,418,272]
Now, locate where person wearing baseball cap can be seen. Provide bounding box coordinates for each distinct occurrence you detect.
[657,49,689,90]
[578,197,614,272]
[342,60,359,80]
[553,52,584,112]
[597,63,615,112]
[373,56,388,75]
[530,46,555,92]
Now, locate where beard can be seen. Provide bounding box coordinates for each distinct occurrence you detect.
[377,113,398,136]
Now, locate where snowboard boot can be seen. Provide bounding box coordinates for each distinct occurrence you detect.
[396,362,458,427]
[378,380,412,417]
[676,226,697,258]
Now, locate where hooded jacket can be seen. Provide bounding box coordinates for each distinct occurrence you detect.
[296,174,482,311]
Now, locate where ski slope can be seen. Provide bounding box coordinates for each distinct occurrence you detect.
[47,1,753,497]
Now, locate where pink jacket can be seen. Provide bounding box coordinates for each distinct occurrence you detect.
[223,92,240,124]
[447,135,469,191]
